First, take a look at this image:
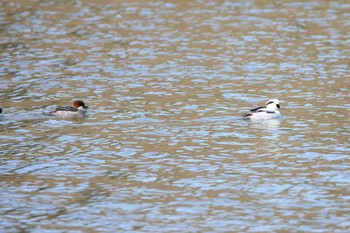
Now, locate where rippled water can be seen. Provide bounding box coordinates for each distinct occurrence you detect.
[1,0,349,232]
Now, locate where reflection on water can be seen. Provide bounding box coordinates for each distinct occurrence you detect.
[1,0,349,232]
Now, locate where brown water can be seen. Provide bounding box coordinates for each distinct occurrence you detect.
[1,0,349,232]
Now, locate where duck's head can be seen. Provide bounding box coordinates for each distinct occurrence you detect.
[73,100,88,110]
[266,99,280,109]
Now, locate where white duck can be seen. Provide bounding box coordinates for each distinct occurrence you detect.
[243,99,281,120]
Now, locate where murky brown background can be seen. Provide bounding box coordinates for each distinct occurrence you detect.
[1,0,349,232]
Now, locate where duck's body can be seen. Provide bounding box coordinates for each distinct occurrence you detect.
[51,100,88,118]
[243,99,281,120]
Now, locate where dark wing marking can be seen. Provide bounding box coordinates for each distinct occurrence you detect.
[250,106,265,112]
[242,113,252,118]
[266,111,276,114]
[54,106,78,112]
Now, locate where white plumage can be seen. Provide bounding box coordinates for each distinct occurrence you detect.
[243,99,282,120]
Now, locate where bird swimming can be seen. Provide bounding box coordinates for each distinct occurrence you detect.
[51,100,88,118]
[243,99,281,120]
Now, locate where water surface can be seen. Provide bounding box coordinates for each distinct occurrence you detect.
[0,0,349,232]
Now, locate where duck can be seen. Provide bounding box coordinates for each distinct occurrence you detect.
[51,100,88,118]
[243,99,281,120]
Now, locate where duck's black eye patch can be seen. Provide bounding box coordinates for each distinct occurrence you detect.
[276,104,280,108]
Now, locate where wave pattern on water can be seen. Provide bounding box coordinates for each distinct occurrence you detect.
[0,0,349,232]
